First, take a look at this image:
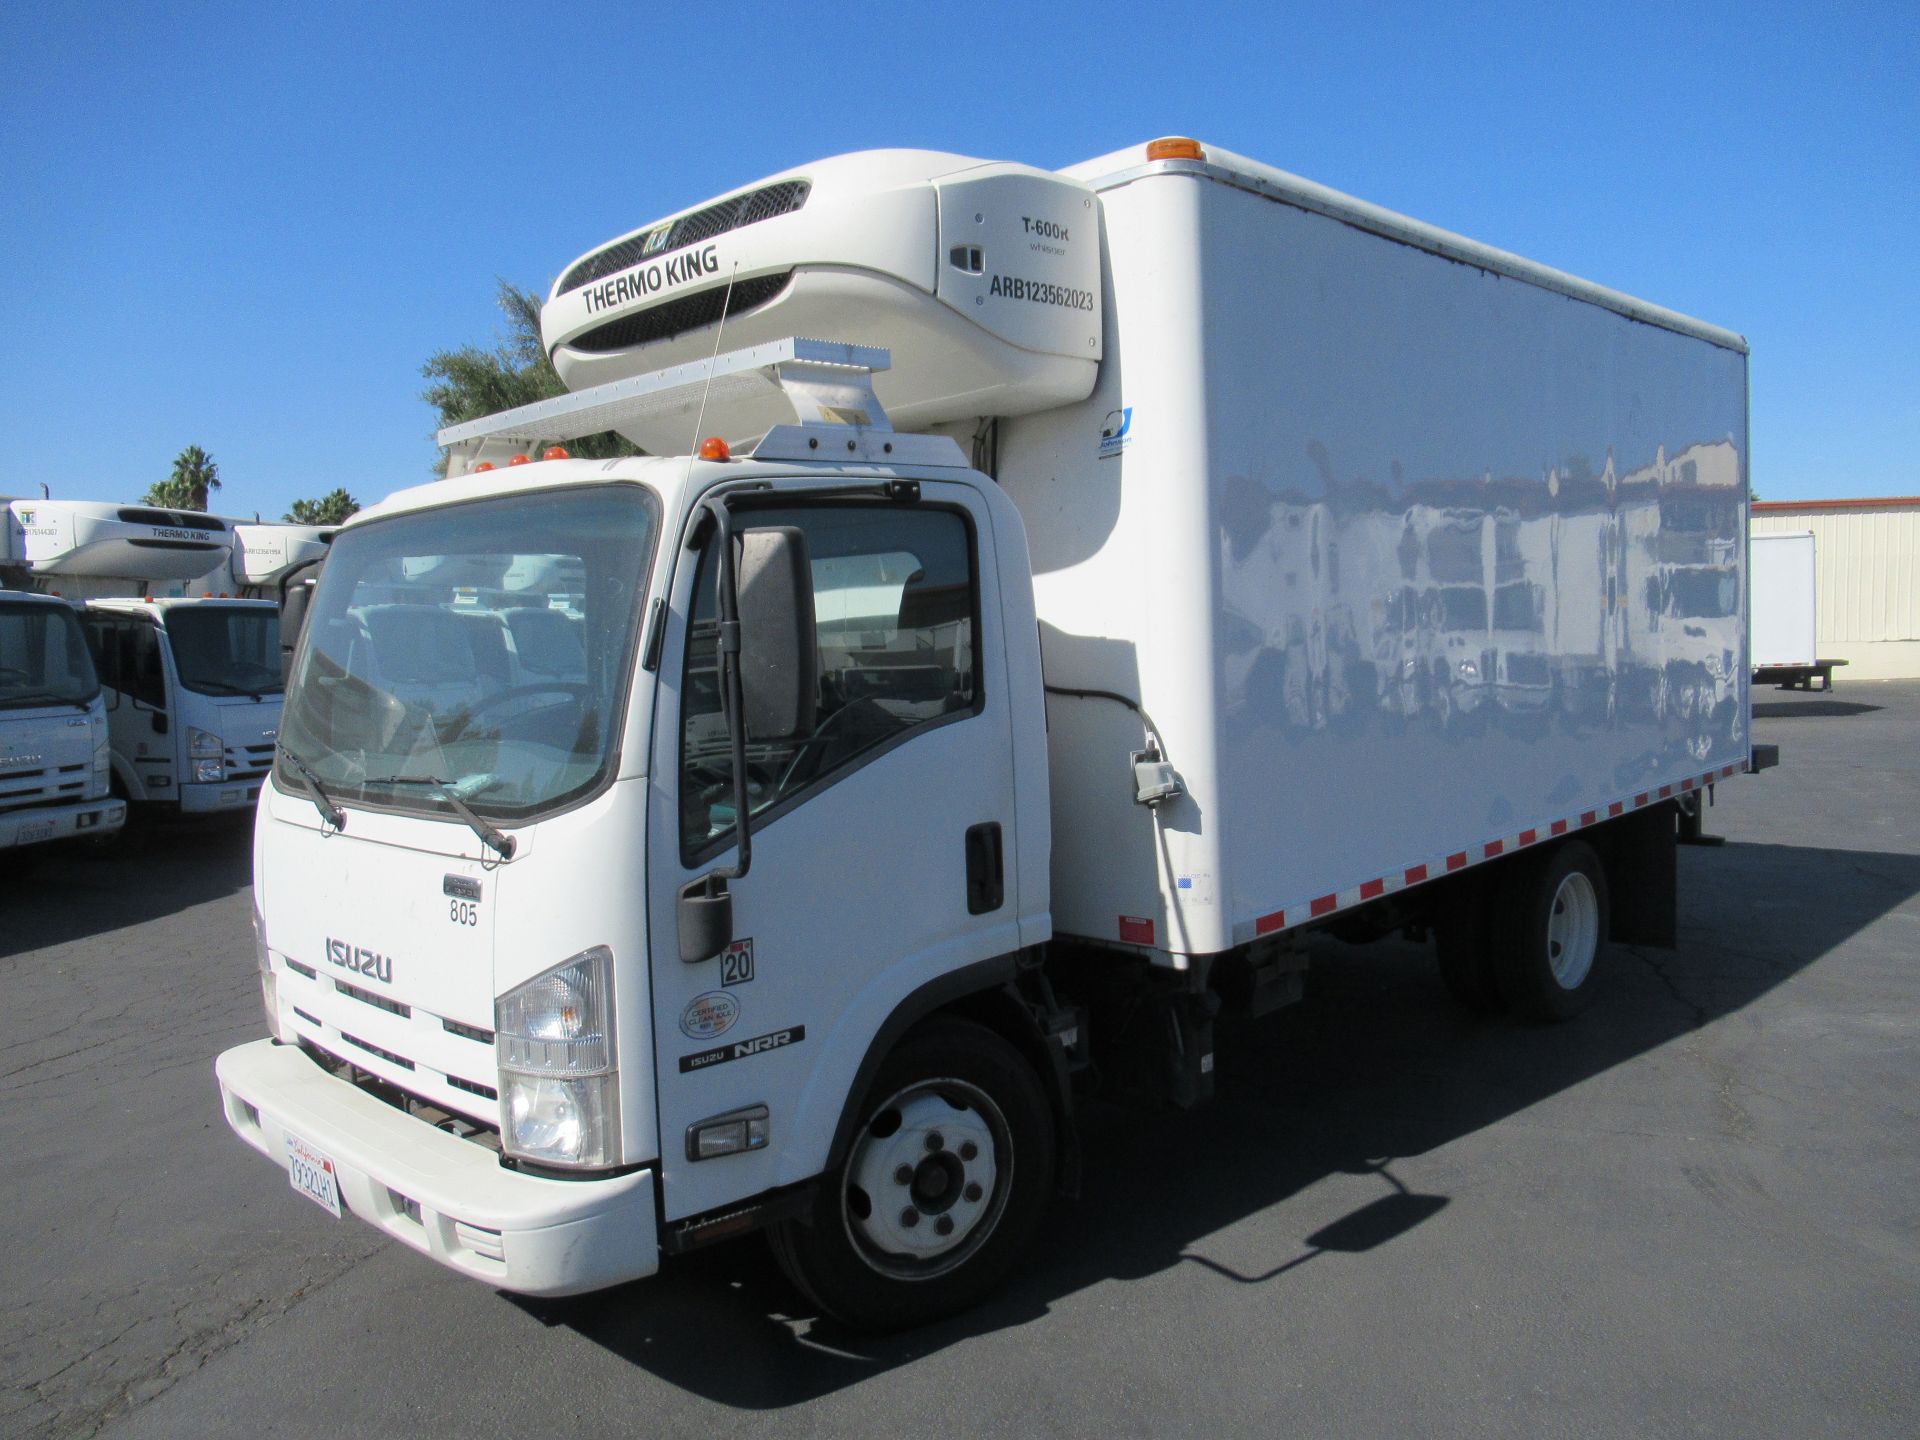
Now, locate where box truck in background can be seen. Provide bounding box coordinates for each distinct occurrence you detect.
[0,505,123,851]
[217,137,1765,1329]
[1751,530,1844,691]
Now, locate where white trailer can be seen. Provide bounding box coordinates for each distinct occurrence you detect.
[6,501,305,817]
[217,139,1763,1329]
[1,502,124,851]
[1750,529,1843,690]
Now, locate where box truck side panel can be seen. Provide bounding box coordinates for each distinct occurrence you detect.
[1750,531,1817,668]
[1188,173,1750,944]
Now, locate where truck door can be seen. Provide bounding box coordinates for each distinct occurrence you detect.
[647,482,1023,1223]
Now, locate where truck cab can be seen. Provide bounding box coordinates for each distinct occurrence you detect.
[80,597,282,814]
[0,590,123,852]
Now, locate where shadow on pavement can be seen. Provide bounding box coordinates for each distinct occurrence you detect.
[0,814,253,959]
[527,836,1920,1408]
[1751,698,1882,719]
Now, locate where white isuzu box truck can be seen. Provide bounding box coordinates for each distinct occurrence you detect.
[1,504,124,852]
[216,138,1760,1329]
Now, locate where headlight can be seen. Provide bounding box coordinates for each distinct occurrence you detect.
[496,947,619,1169]
[194,757,225,783]
[188,726,223,758]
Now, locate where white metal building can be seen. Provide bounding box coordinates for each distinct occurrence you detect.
[1751,497,1920,678]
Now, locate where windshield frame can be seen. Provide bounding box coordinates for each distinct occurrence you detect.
[162,603,284,698]
[272,480,662,830]
[0,597,101,710]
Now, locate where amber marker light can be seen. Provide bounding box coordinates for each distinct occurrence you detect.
[1145,136,1206,162]
[543,446,570,460]
[698,437,732,461]
[472,462,495,472]
[508,454,532,466]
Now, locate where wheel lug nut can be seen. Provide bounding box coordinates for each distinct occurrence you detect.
[935,1215,954,1236]
[894,1164,913,1185]
[964,1181,983,1202]
[959,1141,978,1161]
[900,1207,919,1227]
[925,1132,944,1152]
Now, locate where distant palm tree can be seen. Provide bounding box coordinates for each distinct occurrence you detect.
[145,445,222,511]
[284,488,359,524]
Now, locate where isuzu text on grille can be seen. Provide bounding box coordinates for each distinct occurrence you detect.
[326,938,393,984]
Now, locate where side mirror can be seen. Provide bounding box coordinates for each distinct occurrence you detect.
[734,526,817,741]
[678,873,734,964]
[279,558,325,686]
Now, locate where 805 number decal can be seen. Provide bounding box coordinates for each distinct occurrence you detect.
[448,899,479,927]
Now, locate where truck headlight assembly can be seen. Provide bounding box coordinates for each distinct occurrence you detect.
[496,947,619,1169]
[189,726,223,758]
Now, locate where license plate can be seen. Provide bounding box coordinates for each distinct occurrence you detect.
[285,1133,342,1218]
[18,821,54,846]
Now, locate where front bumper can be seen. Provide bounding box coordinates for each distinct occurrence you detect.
[0,796,125,849]
[216,1039,659,1297]
[179,778,264,814]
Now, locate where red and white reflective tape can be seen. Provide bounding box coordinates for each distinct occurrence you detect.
[1244,758,1747,941]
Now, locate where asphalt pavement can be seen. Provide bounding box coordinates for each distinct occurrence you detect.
[3,683,1916,1439]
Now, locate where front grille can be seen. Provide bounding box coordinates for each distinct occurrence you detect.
[301,1041,502,1149]
[565,272,794,355]
[335,978,411,1018]
[447,1074,499,1102]
[225,742,274,781]
[341,1030,415,1070]
[0,762,86,810]
[556,180,810,296]
[443,1018,495,1045]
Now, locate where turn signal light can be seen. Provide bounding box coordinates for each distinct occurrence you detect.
[543,446,570,460]
[698,437,731,461]
[1145,136,1206,162]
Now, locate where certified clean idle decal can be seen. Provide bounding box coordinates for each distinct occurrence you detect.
[679,991,741,1040]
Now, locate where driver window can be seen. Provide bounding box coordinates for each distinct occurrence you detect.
[679,504,978,859]
[124,622,167,709]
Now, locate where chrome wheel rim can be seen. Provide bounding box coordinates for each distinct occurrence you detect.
[842,1078,1010,1281]
[1547,871,1600,989]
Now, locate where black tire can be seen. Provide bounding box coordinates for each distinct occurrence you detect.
[1434,883,1502,1014]
[769,1018,1055,1332]
[1491,840,1610,1022]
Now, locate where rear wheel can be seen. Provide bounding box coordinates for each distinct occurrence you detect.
[769,1018,1055,1332]
[1493,840,1609,1021]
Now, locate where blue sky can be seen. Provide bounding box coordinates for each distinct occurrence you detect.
[2,1,1913,521]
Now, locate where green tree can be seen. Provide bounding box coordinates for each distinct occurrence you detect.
[145,444,221,511]
[420,280,638,474]
[284,488,360,525]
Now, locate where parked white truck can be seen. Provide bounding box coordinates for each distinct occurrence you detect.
[1,502,124,852]
[216,138,1763,1329]
[7,500,330,818]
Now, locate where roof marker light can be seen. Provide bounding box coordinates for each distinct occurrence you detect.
[508,454,532,466]
[1145,136,1206,162]
[698,437,731,461]
[543,446,570,461]
[473,462,495,472]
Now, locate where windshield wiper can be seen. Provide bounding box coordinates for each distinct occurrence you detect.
[361,775,516,861]
[276,744,346,829]
[194,680,267,699]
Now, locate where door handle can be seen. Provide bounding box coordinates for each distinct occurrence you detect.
[965,822,1003,915]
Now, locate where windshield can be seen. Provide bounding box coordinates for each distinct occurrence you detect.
[277,485,657,821]
[165,606,283,697]
[0,599,99,709]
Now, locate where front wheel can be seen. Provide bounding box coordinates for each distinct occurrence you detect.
[769,1018,1056,1331]
[1492,840,1610,1022]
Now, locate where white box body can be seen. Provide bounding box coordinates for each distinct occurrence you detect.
[992,147,1752,958]
[1749,531,1816,668]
